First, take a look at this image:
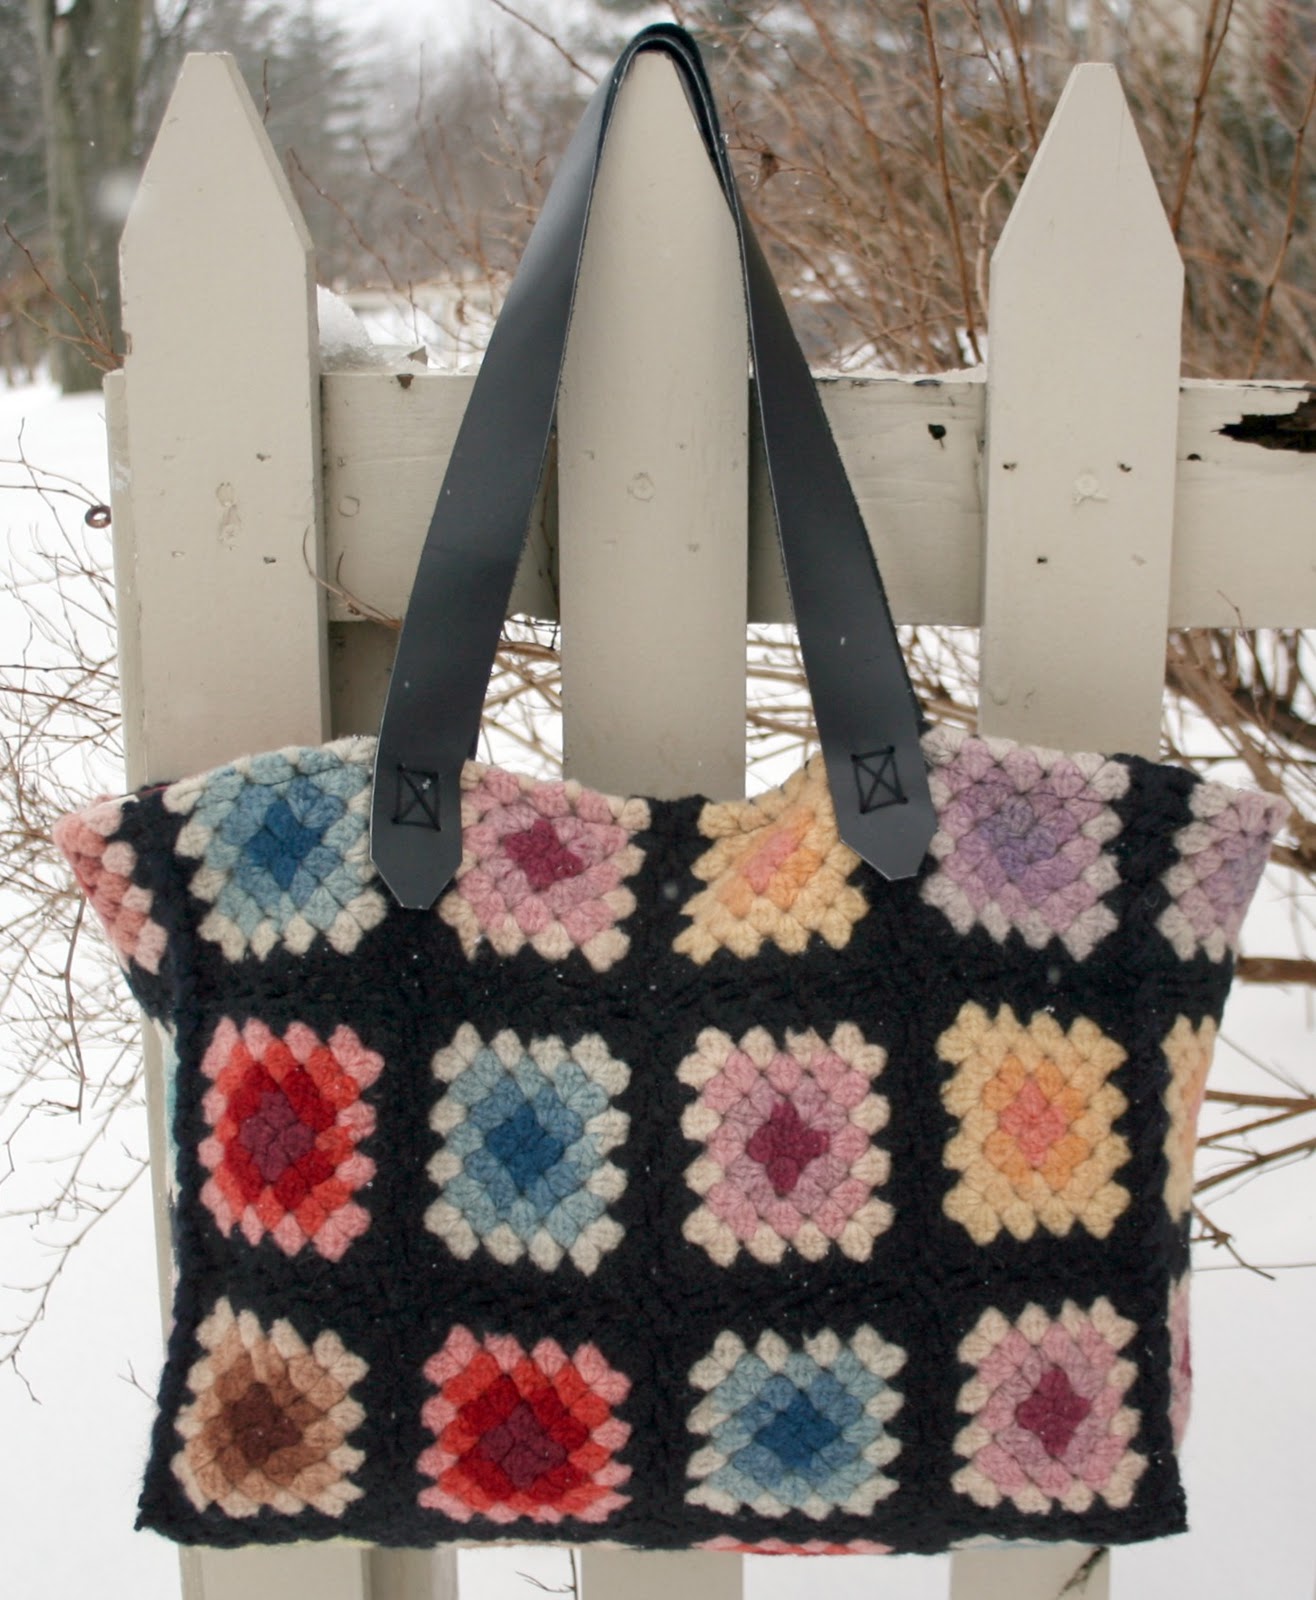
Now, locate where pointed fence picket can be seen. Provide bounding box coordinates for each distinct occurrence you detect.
[105,40,1316,1600]
[979,64,1183,762]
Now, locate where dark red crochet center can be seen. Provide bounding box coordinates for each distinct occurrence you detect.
[459,1374,589,1502]
[1015,1366,1092,1459]
[503,818,587,891]
[226,1062,335,1204]
[746,1099,831,1195]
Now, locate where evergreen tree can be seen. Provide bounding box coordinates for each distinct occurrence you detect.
[24,0,146,390]
[0,0,45,259]
[162,0,389,284]
[3,0,391,388]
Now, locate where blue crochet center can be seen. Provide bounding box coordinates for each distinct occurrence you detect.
[441,1046,613,1249]
[755,1387,842,1472]
[480,1088,581,1195]
[227,777,345,908]
[702,1345,889,1507]
[241,785,343,892]
[186,749,373,941]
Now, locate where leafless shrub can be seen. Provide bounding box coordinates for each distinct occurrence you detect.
[0,451,140,1385]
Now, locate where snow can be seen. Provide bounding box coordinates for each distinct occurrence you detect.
[1,374,1314,1598]
[317,285,398,370]
[0,378,179,1599]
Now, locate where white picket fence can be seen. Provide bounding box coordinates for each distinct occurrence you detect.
[104,44,1316,1600]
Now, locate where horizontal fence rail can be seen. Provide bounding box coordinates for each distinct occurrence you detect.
[319,368,1316,633]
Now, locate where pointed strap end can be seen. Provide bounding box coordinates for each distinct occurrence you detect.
[369,765,464,910]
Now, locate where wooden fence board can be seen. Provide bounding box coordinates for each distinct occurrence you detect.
[951,1546,1109,1600]
[557,51,748,804]
[566,52,745,1600]
[978,62,1182,760]
[118,52,328,785]
[115,50,356,1600]
[321,372,1316,638]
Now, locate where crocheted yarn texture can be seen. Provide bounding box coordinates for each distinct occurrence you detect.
[55,727,1287,1553]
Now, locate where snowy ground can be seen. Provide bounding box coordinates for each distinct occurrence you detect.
[1,376,1314,1599]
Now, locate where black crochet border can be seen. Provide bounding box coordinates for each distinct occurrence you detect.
[109,752,1220,1554]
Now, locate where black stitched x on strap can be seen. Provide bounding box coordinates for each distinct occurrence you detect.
[393,767,441,830]
[852,749,906,814]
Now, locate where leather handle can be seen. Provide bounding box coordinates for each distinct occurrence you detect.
[370,23,935,909]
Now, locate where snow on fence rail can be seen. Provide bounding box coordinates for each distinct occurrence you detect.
[104,45,1316,1600]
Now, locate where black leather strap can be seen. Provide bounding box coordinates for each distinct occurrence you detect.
[370,23,935,908]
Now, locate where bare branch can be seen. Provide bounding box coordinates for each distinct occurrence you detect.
[1247,65,1316,376]
[482,0,599,85]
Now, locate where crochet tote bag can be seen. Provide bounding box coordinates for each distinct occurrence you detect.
[57,23,1287,1557]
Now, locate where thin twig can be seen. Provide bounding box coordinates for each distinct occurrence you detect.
[59,900,87,1120]
[1193,1204,1277,1280]
[991,0,1041,152]
[483,0,598,84]
[1235,956,1316,985]
[286,150,406,295]
[0,224,118,371]
[1058,1547,1108,1597]
[1195,1135,1316,1196]
[916,0,983,363]
[1169,0,1236,240]
[1247,65,1316,376]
